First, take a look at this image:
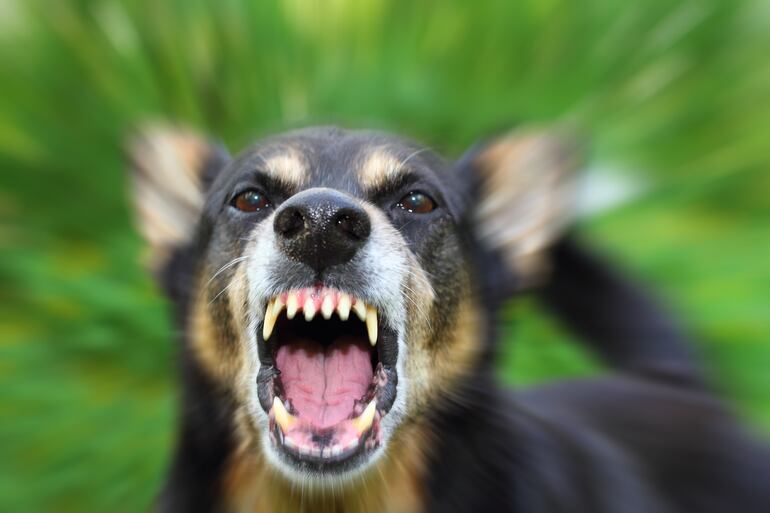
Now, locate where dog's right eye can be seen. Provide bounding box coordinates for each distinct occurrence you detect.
[232,189,271,212]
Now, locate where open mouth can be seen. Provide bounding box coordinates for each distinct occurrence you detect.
[256,287,398,469]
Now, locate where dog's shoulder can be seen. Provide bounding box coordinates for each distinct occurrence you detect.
[426,379,668,513]
[507,376,770,513]
[426,375,770,513]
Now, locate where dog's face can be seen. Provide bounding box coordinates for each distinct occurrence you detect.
[129,125,577,484]
[198,128,474,479]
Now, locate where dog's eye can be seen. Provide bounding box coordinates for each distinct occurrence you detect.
[396,192,436,214]
[233,189,271,212]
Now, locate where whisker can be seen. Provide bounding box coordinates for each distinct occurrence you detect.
[206,255,249,286]
[394,146,432,175]
[209,281,236,305]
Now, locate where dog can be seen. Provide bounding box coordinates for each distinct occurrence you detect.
[127,125,770,512]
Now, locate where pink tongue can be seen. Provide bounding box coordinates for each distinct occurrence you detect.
[276,337,373,428]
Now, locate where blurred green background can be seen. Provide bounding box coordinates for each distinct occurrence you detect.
[0,0,768,511]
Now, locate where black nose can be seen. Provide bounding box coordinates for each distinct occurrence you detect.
[273,188,371,273]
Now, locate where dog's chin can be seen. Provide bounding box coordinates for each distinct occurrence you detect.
[253,286,401,479]
[259,425,392,485]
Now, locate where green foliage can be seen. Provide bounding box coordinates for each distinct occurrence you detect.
[0,0,768,511]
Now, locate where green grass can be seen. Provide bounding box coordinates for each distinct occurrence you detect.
[0,0,769,511]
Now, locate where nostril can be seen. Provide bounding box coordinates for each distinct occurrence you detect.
[336,215,355,237]
[335,209,371,241]
[275,207,306,238]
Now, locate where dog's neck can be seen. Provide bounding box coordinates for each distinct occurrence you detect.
[223,419,430,513]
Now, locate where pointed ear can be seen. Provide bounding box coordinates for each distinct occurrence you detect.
[456,127,584,289]
[126,124,230,275]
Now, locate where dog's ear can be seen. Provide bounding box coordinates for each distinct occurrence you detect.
[455,127,583,290]
[126,125,230,275]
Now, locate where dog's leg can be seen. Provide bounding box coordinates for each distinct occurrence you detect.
[155,345,237,513]
[537,236,702,383]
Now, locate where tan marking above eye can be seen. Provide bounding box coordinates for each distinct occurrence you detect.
[358,146,425,190]
[259,149,308,187]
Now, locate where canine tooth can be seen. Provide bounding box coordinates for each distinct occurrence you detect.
[321,294,334,319]
[353,400,377,433]
[284,437,296,449]
[286,293,299,319]
[352,300,367,321]
[337,293,351,321]
[273,397,297,430]
[273,296,285,315]
[303,296,316,321]
[263,299,278,341]
[365,306,378,346]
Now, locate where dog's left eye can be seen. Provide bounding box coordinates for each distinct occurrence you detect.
[396,192,436,214]
[232,189,271,212]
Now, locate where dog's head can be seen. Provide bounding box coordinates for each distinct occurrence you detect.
[128,125,578,484]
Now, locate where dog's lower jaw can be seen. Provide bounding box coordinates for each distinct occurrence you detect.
[224,413,429,513]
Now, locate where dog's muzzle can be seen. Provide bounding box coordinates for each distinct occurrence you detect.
[252,188,401,471]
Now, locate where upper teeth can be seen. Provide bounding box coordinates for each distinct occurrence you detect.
[262,289,378,346]
[337,294,351,321]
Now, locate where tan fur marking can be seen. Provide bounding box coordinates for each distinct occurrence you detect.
[190,292,229,384]
[226,262,257,396]
[189,263,249,386]
[358,146,413,190]
[128,126,213,272]
[475,130,579,288]
[408,289,484,412]
[261,149,308,187]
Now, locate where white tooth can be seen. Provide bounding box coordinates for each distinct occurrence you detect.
[285,437,296,449]
[365,306,378,346]
[346,438,359,450]
[352,300,367,321]
[353,400,377,433]
[331,445,342,456]
[304,296,316,321]
[273,397,296,430]
[273,296,285,316]
[321,294,334,319]
[311,447,322,457]
[263,299,278,341]
[337,293,351,321]
[299,445,311,455]
[286,293,299,319]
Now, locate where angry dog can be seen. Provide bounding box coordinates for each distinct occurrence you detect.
[128,125,770,513]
